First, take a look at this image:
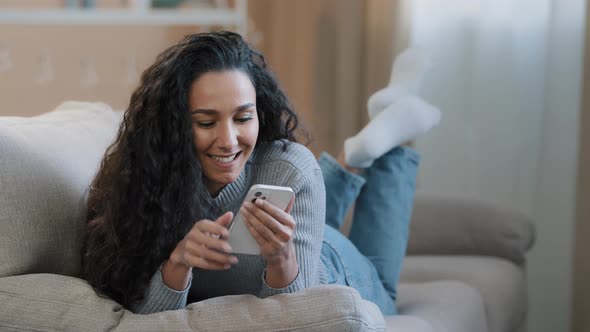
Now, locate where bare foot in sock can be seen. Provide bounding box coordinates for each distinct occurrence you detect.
[345,95,441,168]
[367,48,432,120]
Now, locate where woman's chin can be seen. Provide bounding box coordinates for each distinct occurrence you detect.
[205,173,239,194]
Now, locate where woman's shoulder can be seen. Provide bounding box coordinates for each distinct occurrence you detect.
[250,140,319,175]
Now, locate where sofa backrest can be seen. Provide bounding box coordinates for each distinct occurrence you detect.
[0,102,122,277]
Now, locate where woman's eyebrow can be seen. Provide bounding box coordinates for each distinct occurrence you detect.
[191,103,255,115]
[191,108,217,115]
[235,103,256,112]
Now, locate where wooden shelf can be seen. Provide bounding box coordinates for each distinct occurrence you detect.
[0,8,244,26]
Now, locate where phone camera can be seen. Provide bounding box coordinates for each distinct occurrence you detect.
[254,192,262,197]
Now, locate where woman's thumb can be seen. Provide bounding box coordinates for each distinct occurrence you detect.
[216,211,233,227]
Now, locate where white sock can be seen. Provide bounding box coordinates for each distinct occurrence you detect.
[345,95,441,168]
[367,48,432,119]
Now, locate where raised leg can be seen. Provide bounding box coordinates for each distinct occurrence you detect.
[317,152,365,230]
[348,146,420,301]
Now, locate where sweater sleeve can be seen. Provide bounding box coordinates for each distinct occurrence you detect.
[258,167,326,298]
[130,265,192,314]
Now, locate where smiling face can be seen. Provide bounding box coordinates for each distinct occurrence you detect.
[189,70,259,196]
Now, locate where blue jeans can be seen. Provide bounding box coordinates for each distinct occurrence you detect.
[318,147,420,315]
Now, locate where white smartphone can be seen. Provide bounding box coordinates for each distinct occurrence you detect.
[228,184,295,255]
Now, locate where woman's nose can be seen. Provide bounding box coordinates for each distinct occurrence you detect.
[216,122,238,150]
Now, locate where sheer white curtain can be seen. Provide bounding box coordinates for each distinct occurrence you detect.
[407,1,585,331]
[411,0,550,213]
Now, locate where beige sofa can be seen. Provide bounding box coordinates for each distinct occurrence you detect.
[0,102,535,331]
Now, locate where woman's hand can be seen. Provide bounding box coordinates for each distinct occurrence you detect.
[241,196,299,288]
[241,196,296,262]
[162,212,238,291]
[169,212,238,271]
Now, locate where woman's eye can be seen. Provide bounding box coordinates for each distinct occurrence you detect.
[235,117,253,123]
[195,121,215,128]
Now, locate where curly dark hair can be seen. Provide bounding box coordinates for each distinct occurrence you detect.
[81,31,304,309]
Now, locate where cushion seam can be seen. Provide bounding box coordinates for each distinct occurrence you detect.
[263,316,383,331]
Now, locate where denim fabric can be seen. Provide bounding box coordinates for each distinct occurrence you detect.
[317,147,420,315]
[321,225,396,314]
[319,152,366,230]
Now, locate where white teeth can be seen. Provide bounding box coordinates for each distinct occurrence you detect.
[210,153,237,163]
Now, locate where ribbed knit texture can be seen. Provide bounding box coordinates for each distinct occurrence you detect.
[132,265,193,314]
[132,140,327,314]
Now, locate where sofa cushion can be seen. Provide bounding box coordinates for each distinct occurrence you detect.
[382,315,434,332]
[395,280,488,332]
[400,255,526,332]
[0,274,122,331]
[0,274,386,331]
[0,102,121,277]
[408,195,535,265]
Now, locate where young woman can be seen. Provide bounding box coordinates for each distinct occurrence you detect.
[81,31,440,315]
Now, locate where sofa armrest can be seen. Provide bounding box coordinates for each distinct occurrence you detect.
[407,195,535,264]
[0,274,386,332]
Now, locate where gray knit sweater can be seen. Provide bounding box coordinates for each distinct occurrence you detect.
[132,140,327,314]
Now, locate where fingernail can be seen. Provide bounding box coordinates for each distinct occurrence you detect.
[255,198,263,206]
[230,256,238,264]
[224,264,231,269]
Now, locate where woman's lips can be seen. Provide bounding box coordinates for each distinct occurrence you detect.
[208,151,241,168]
